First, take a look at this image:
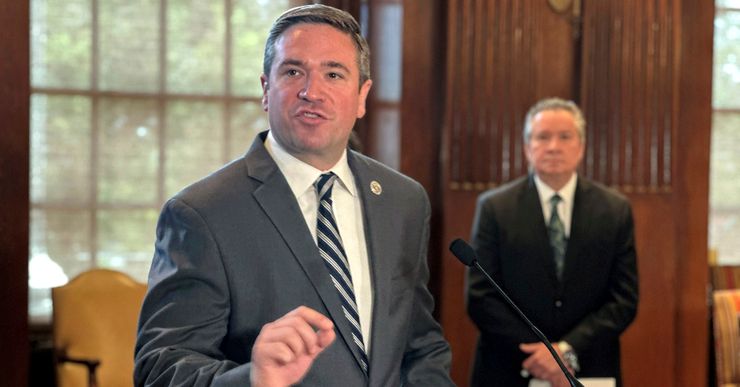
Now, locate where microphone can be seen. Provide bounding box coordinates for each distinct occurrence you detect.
[449,238,584,387]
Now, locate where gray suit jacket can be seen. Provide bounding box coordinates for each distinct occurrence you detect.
[134,131,453,387]
[466,175,638,387]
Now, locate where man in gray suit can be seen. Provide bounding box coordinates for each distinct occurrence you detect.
[134,5,453,387]
[466,98,638,387]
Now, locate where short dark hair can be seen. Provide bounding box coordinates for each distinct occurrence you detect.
[262,4,371,86]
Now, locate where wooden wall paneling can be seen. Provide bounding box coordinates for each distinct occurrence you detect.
[405,0,710,385]
[657,0,674,190]
[632,0,647,190]
[580,1,681,385]
[0,0,30,386]
[445,0,570,191]
[491,0,504,184]
[579,0,711,385]
[581,0,676,193]
[438,1,469,384]
[439,0,488,381]
[621,193,679,386]
[582,0,667,183]
[439,1,575,384]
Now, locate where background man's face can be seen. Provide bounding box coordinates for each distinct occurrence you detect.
[524,109,585,181]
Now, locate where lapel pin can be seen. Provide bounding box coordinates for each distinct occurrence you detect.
[370,180,382,195]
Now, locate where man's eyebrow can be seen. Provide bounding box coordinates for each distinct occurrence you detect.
[322,61,351,74]
[277,59,351,73]
[277,59,304,68]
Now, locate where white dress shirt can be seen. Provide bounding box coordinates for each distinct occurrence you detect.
[533,173,577,237]
[264,131,373,351]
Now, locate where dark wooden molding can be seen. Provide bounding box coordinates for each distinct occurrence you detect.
[0,0,30,386]
[674,0,713,385]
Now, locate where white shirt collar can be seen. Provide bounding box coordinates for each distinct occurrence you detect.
[264,130,356,197]
[534,173,578,205]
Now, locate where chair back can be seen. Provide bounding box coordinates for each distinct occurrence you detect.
[53,269,147,387]
[713,289,740,387]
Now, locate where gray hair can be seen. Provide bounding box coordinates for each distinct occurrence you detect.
[262,4,371,86]
[523,97,586,144]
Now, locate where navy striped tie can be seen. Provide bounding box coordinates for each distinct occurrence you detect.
[314,172,369,373]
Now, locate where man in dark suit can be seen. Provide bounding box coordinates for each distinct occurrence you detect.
[134,5,453,387]
[466,98,639,387]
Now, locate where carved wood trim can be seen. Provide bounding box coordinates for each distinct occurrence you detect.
[444,0,540,191]
[580,0,677,193]
[444,0,679,193]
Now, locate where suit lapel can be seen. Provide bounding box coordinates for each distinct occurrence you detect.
[348,152,391,376]
[245,133,368,373]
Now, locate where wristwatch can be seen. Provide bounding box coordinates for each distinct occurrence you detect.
[557,341,580,372]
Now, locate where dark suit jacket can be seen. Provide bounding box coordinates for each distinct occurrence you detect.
[134,131,453,387]
[466,175,638,387]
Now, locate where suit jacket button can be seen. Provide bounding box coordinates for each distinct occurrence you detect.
[555,300,563,308]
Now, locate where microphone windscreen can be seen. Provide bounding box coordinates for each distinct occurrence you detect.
[449,238,477,266]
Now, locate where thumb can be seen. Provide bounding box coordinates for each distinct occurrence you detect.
[519,343,538,353]
[314,326,336,354]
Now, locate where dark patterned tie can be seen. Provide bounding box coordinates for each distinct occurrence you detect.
[314,172,369,373]
[548,194,567,280]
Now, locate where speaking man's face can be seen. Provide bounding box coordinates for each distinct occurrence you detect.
[261,23,372,169]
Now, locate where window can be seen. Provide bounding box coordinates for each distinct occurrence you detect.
[711,0,740,264]
[29,0,307,323]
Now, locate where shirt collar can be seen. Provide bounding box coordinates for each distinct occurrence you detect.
[264,130,356,197]
[534,173,578,205]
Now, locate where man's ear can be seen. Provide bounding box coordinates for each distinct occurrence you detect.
[356,79,373,118]
[260,74,269,112]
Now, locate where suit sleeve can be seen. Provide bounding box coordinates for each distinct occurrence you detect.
[466,194,533,347]
[561,200,639,354]
[400,185,456,387]
[134,198,252,387]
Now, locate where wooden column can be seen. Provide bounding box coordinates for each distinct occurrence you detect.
[0,0,30,386]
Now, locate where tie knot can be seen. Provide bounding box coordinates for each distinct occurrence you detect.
[550,194,562,206]
[315,172,338,200]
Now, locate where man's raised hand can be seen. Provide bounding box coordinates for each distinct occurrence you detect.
[250,306,336,387]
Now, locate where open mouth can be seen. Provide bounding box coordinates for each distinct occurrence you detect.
[301,111,322,119]
[296,108,328,120]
